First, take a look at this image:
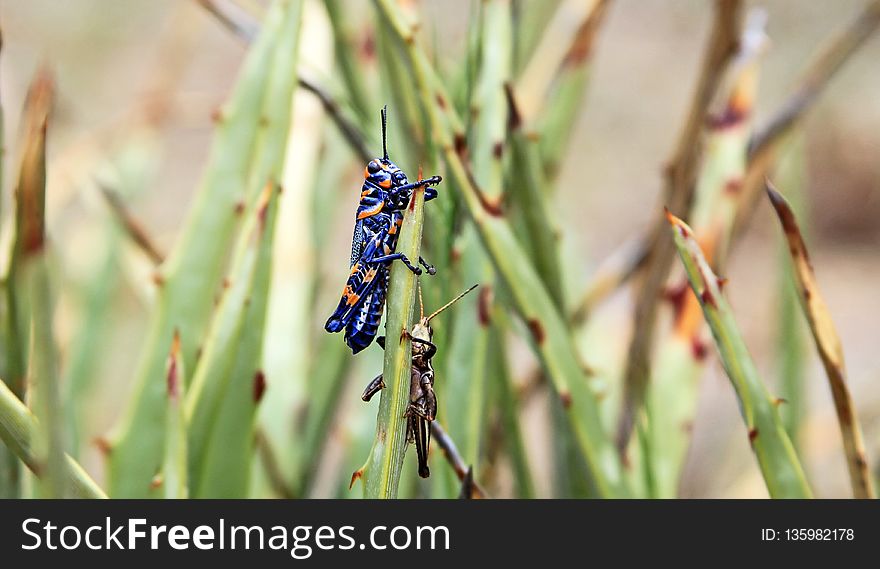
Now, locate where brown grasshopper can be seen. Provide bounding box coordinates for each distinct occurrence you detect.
[362,284,479,478]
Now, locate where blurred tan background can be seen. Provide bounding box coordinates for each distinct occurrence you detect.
[2,0,878,497]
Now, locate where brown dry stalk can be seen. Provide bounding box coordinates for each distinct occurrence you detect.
[98,184,166,265]
[196,0,372,162]
[431,421,488,499]
[766,181,875,499]
[617,0,743,453]
[736,0,880,235]
[573,0,880,323]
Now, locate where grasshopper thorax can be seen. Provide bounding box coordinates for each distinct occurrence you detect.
[364,158,411,208]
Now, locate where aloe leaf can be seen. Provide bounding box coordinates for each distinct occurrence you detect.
[643,16,765,497]
[0,381,106,498]
[490,311,535,498]
[766,182,875,499]
[107,0,302,497]
[192,186,280,498]
[667,211,811,498]
[8,69,67,498]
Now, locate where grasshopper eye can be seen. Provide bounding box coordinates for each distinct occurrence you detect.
[367,160,381,174]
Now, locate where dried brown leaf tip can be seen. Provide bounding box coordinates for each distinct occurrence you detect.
[99,184,165,265]
[664,207,690,237]
[503,83,523,131]
[766,178,875,498]
[349,467,364,490]
[765,180,811,266]
[561,0,610,68]
[17,68,55,257]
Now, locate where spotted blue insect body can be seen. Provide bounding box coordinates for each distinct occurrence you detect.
[325,107,441,354]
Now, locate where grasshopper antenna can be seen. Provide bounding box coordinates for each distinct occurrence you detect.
[381,105,388,161]
[426,284,479,323]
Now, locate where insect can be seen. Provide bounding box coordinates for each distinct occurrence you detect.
[362,284,479,478]
[324,107,442,354]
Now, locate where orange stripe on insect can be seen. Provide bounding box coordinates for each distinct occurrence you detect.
[379,178,392,189]
[342,284,354,299]
[346,293,361,306]
[364,267,378,282]
[357,201,384,219]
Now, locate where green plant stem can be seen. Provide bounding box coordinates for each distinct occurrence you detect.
[297,335,351,496]
[0,381,106,498]
[361,187,428,499]
[163,331,187,499]
[491,312,535,498]
[374,0,628,498]
[667,212,811,498]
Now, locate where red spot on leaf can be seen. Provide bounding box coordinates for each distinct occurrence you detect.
[167,360,179,399]
[691,337,708,361]
[663,281,689,324]
[360,30,375,60]
[492,141,504,159]
[527,319,545,344]
[748,428,759,444]
[477,286,493,327]
[559,391,572,409]
[724,178,743,195]
[253,371,266,404]
[93,437,112,456]
[454,133,467,158]
[700,288,718,309]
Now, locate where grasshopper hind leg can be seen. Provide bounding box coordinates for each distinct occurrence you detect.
[361,373,385,402]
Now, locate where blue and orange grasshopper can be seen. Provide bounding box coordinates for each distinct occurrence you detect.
[324,107,442,354]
